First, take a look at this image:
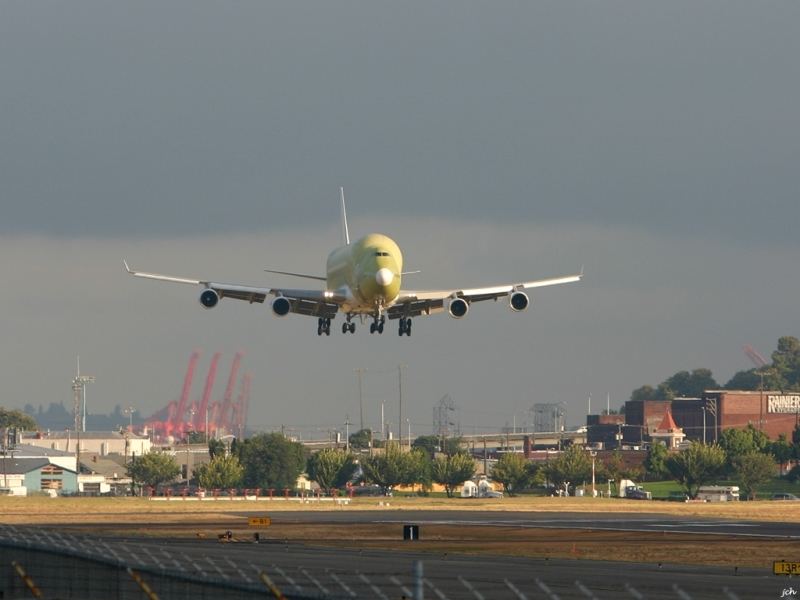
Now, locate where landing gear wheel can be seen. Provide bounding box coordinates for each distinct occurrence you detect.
[319,317,331,336]
[342,322,348,334]
[398,318,412,336]
[349,322,356,334]
[370,323,376,334]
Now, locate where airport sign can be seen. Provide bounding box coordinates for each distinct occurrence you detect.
[773,561,800,575]
[248,516,272,528]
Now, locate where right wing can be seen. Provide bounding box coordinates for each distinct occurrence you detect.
[123,261,340,318]
[387,270,583,320]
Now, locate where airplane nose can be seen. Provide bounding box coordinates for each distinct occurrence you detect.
[375,268,394,287]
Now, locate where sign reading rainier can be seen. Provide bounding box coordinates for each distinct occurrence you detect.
[768,395,800,414]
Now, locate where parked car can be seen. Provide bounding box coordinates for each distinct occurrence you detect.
[771,493,800,501]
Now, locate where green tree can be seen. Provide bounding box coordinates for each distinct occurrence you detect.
[600,450,642,483]
[411,435,464,458]
[0,408,38,431]
[766,435,793,473]
[208,438,226,459]
[644,441,670,480]
[348,429,372,450]
[724,369,760,391]
[732,451,776,500]
[361,443,410,493]
[772,336,800,389]
[306,448,357,490]
[401,448,432,493]
[194,454,244,489]
[127,452,181,490]
[663,369,719,398]
[491,453,534,496]
[665,442,726,498]
[235,433,305,490]
[630,385,656,402]
[431,453,476,498]
[543,446,592,493]
[719,425,768,472]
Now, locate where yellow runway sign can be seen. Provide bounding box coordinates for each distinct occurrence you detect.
[773,561,800,575]
[248,517,272,528]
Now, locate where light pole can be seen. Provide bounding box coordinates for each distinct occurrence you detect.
[398,365,407,447]
[407,418,411,449]
[124,406,136,432]
[355,368,366,431]
[590,451,597,497]
[345,416,351,452]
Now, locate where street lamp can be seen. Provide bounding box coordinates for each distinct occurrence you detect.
[590,450,597,498]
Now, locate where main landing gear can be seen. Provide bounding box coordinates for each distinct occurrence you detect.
[369,316,385,334]
[341,318,356,334]
[317,317,332,336]
[398,317,412,337]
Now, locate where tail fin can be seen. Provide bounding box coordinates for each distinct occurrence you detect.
[340,186,350,246]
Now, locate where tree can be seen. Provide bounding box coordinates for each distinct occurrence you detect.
[0,408,37,431]
[430,453,475,498]
[492,453,534,496]
[306,449,357,490]
[361,443,410,493]
[127,452,181,490]
[665,443,726,498]
[401,449,432,493]
[194,454,244,489]
[663,369,719,398]
[719,425,768,472]
[600,450,642,483]
[732,451,776,500]
[235,433,305,490]
[766,435,793,474]
[772,336,800,389]
[411,435,464,458]
[543,446,592,493]
[348,429,372,450]
[630,385,656,402]
[643,441,670,480]
[208,438,226,459]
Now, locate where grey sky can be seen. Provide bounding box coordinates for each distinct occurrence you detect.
[2,2,799,437]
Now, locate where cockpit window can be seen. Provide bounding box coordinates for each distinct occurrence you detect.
[374,251,391,257]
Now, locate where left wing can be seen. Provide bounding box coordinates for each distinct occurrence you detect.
[387,270,583,320]
[123,261,340,318]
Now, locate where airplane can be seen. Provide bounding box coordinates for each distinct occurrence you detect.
[124,188,583,337]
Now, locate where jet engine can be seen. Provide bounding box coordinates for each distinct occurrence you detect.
[448,297,469,319]
[509,291,530,312]
[199,289,219,309]
[271,296,292,317]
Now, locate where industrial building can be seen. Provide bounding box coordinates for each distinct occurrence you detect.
[588,390,800,448]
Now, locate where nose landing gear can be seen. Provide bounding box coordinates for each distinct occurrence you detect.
[369,315,386,334]
[341,317,356,334]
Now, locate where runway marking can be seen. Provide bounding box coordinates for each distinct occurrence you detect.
[458,575,486,600]
[205,555,229,580]
[504,578,529,599]
[328,571,356,597]
[576,580,599,599]
[270,564,303,595]
[673,583,694,599]
[300,566,330,596]
[625,582,645,599]
[358,571,389,600]
[722,587,740,600]
[536,578,562,600]
[390,575,414,598]
[160,548,184,572]
[424,577,450,600]
[223,556,250,582]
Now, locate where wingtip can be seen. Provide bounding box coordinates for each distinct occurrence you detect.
[123,259,133,274]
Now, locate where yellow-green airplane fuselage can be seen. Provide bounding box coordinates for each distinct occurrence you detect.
[326,233,403,314]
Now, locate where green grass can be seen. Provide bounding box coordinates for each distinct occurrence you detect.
[641,477,800,500]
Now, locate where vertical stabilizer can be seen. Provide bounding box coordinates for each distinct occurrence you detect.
[340,186,350,245]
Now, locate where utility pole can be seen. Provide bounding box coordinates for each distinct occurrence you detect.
[355,368,366,431]
[345,416,351,452]
[72,359,95,489]
[398,365,406,448]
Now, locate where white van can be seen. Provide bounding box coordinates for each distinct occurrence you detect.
[696,486,740,502]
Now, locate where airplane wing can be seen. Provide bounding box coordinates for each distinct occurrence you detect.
[123,261,339,318]
[387,270,583,320]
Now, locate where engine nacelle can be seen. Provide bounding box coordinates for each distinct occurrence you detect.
[199,289,219,309]
[271,296,292,317]
[448,297,469,319]
[509,291,530,312]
